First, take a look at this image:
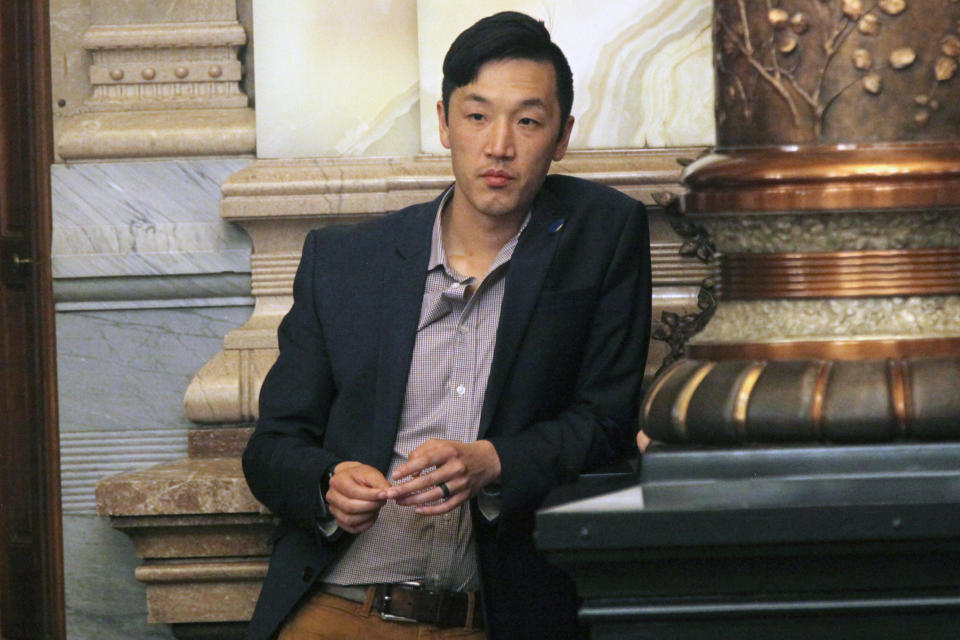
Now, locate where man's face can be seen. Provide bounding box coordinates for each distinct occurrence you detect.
[437,58,574,224]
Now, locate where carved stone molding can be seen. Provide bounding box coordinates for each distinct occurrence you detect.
[183,149,710,424]
[57,20,254,160]
[57,109,255,160]
[82,22,247,111]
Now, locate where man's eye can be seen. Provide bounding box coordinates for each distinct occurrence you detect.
[519,117,539,126]
[468,113,485,121]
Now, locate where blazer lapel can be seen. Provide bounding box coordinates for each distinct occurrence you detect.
[371,199,438,472]
[478,188,565,438]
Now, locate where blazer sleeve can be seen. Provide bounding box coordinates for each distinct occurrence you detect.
[486,201,652,513]
[242,230,342,535]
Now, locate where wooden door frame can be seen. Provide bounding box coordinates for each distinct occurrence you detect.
[1,0,65,637]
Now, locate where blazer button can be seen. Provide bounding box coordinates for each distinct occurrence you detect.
[302,566,315,582]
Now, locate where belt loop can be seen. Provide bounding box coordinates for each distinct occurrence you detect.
[360,585,376,617]
[465,591,476,629]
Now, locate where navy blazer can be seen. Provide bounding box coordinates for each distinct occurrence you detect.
[242,174,652,640]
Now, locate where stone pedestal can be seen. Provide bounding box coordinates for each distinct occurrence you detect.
[96,429,271,638]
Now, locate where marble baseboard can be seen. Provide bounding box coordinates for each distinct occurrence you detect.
[54,274,253,312]
[63,514,176,639]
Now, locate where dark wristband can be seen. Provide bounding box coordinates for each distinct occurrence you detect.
[316,462,339,521]
[321,462,337,497]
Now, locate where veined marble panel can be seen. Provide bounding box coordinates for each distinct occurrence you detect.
[253,0,421,158]
[56,306,252,435]
[253,0,714,157]
[63,514,176,639]
[417,0,715,153]
[52,159,252,279]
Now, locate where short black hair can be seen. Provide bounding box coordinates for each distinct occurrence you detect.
[441,11,574,138]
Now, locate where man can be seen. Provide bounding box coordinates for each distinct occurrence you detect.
[242,11,651,640]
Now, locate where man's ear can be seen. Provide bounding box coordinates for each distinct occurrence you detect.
[437,100,451,150]
[552,115,574,161]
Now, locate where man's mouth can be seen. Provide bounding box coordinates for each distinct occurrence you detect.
[482,170,513,188]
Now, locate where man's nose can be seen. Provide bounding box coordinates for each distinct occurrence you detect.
[486,119,514,158]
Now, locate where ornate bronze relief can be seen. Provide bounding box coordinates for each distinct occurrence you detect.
[642,1,960,445]
[715,0,960,146]
[650,191,718,373]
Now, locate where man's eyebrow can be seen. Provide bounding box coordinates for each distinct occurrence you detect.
[463,93,490,105]
[519,98,547,109]
[462,93,548,110]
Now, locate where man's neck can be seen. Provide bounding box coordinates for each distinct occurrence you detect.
[441,197,526,282]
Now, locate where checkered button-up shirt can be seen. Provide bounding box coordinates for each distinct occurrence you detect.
[323,189,528,590]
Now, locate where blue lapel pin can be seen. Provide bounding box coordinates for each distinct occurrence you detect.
[548,218,565,234]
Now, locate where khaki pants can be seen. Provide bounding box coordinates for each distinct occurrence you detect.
[278,590,487,640]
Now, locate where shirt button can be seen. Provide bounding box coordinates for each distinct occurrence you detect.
[455,385,466,396]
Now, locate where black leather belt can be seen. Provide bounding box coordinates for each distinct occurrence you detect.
[371,581,483,629]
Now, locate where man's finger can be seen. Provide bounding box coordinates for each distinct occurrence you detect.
[327,490,386,515]
[393,480,460,506]
[332,463,390,501]
[413,491,468,516]
[329,506,379,533]
[388,458,465,499]
[391,441,455,480]
[387,472,443,500]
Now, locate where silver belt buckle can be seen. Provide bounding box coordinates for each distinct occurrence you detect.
[380,580,422,624]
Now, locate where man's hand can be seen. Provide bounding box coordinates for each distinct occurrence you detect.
[326,461,390,533]
[386,439,501,515]
[637,430,651,453]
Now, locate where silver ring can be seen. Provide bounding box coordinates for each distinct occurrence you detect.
[438,481,452,499]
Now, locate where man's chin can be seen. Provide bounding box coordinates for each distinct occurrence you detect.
[476,194,529,219]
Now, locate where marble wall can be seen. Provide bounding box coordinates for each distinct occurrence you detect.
[417,0,715,152]
[253,0,421,158]
[53,160,251,285]
[254,0,715,158]
[54,158,254,638]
